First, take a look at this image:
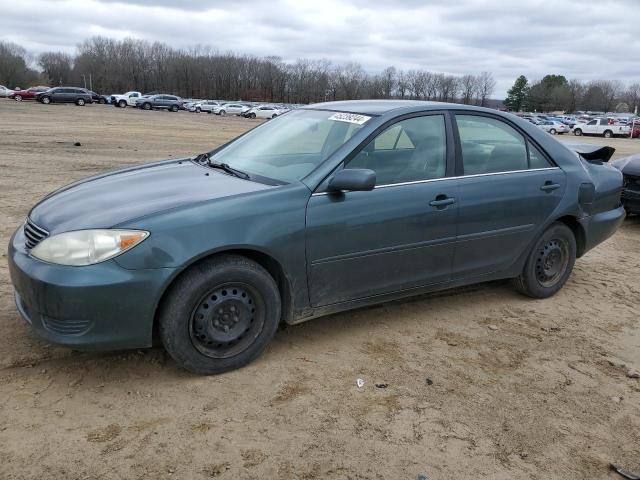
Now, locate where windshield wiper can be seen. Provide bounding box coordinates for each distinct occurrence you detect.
[193,153,250,180]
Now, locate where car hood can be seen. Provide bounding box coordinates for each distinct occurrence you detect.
[612,154,640,176]
[29,158,273,233]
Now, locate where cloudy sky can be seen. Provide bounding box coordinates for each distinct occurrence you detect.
[1,0,639,96]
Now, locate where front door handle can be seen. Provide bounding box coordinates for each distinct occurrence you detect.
[540,181,561,192]
[429,195,456,208]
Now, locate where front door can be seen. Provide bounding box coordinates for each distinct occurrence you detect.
[306,113,458,306]
[451,113,566,279]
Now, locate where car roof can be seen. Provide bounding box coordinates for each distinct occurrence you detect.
[304,99,498,116]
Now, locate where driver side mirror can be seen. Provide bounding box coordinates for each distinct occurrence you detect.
[328,169,376,192]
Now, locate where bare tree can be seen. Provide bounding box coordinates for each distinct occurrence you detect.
[477,71,496,106]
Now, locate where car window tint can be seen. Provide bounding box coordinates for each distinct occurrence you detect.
[456,115,528,175]
[348,115,446,186]
[528,141,551,169]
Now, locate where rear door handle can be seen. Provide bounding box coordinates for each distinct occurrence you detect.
[540,182,560,192]
[429,195,456,208]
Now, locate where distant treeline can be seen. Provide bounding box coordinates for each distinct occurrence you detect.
[505,74,639,113]
[0,37,497,105]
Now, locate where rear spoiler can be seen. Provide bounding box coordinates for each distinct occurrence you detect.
[566,143,616,163]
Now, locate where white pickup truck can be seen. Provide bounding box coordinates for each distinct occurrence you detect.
[572,118,631,138]
[110,91,143,108]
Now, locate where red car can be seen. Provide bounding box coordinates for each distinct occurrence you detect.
[9,86,50,101]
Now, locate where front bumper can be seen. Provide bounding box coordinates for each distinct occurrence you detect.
[8,226,176,350]
[578,206,626,255]
[621,188,640,214]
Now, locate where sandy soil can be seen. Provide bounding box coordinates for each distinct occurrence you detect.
[1,101,639,479]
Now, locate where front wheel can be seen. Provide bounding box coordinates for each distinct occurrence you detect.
[99,97,106,104]
[14,95,23,101]
[159,255,281,375]
[118,99,127,108]
[513,222,576,298]
[143,103,151,110]
[170,104,178,112]
[219,110,226,117]
[195,107,201,113]
[249,112,256,119]
[40,96,51,104]
[573,129,582,136]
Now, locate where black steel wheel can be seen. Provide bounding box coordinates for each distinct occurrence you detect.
[514,222,576,298]
[189,283,264,359]
[534,238,569,288]
[159,254,281,374]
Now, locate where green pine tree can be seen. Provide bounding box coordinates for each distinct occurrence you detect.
[504,75,529,112]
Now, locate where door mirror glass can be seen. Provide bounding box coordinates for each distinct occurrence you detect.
[328,169,376,192]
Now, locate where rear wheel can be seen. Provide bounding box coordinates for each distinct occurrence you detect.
[513,222,576,298]
[159,255,281,375]
[573,128,582,136]
[249,112,256,119]
[76,98,85,106]
[272,114,278,119]
[170,104,178,112]
[604,130,613,138]
[196,107,201,113]
[98,97,106,104]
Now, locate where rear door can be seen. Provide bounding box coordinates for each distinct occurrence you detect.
[306,112,458,306]
[451,113,566,278]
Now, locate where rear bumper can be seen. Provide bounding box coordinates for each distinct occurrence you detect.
[8,226,176,350]
[578,206,626,255]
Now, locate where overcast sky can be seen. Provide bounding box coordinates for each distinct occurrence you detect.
[1,0,639,96]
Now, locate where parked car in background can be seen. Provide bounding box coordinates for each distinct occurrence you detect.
[538,120,569,135]
[193,100,221,113]
[8,100,625,374]
[135,94,182,111]
[214,103,250,116]
[111,91,143,108]
[242,105,282,119]
[9,86,49,101]
[36,87,94,106]
[87,91,108,104]
[612,154,640,215]
[573,118,631,138]
[0,85,13,97]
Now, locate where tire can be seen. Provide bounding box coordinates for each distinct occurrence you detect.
[196,107,201,113]
[272,114,278,119]
[118,100,126,108]
[513,222,576,299]
[219,110,226,117]
[159,254,281,375]
[99,97,106,104]
[170,104,178,112]
[604,130,613,138]
[76,98,85,106]
[14,95,23,101]
[549,128,556,135]
[143,102,151,110]
[573,128,582,136]
[40,96,51,104]
[249,112,256,119]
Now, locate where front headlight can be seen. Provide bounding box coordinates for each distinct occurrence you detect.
[30,229,149,266]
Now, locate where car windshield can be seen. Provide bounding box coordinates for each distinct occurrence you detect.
[208,109,370,183]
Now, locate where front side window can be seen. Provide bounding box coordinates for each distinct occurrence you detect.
[347,115,446,186]
[208,109,369,183]
[456,115,531,175]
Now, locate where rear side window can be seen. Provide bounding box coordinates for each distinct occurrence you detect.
[456,115,537,175]
[528,141,551,169]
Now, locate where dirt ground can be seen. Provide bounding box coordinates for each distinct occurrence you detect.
[1,101,639,479]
